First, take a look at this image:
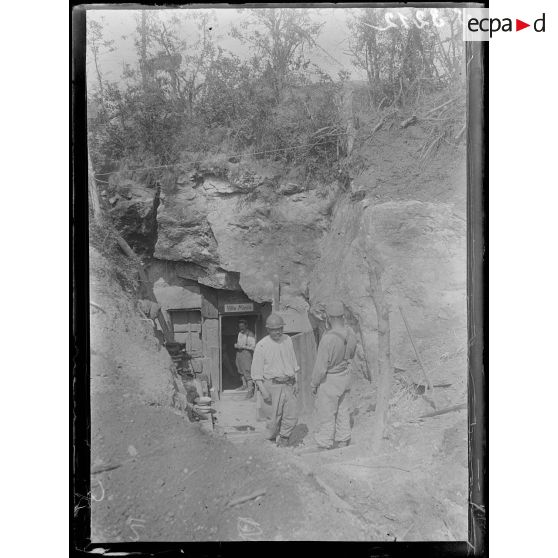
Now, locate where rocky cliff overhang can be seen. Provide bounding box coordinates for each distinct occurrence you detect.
[152,164,338,309]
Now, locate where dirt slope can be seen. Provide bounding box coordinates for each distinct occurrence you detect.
[88,247,368,542]
[90,394,370,542]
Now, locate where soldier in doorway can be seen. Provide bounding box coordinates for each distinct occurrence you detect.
[234,318,256,398]
[310,300,357,450]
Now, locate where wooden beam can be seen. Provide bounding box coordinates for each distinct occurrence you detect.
[417,402,466,420]
[114,232,173,343]
[272,274,280,312]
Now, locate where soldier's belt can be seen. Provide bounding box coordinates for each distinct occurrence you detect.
[326,365,350,375]
[269,376,296,385]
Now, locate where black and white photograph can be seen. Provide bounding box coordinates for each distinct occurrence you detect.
[79,4,479,545]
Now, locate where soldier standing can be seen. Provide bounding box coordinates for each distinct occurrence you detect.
[251,314,300,447]
[311,300,357,450]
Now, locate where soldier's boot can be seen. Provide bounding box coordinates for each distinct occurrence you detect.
[276,435,290,448]
[245,380,255,399]
[335,440,350,448]
[235,377,247,391]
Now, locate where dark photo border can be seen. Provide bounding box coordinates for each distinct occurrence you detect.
[71,2,487,556]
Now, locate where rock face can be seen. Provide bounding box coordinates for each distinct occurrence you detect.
[106,178,161,257]
[310,197,466,378]
[109,133,467,386]
[153,163,336,309]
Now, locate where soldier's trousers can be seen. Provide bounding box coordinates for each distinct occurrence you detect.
[262,381,298,440]
[314,370,351,448]
[236,350,253,380]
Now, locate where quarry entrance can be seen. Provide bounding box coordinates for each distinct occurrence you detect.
[144,260,324,446]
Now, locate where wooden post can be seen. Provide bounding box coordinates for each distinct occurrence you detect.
[360,246,393,450]
[399,305,433,391]
[356,328,372,383]
[272,274,280,312]
[156,309,173,344]
[370,270,392,450]
[114,232,173,343]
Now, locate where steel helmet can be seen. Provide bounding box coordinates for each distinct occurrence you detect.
[326,300,345,317]
[265,313,285,329]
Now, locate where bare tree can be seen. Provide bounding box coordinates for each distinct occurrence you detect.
[231,8,323,100]
[87,17,115,111]
[347,8,463,109]
[134,11,216,116]
[346,8,387,107]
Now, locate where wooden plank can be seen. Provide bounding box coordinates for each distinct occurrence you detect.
[417,402,466,420]
[169,310,202,354]
[207,347,220,392]
[170,310,201,325]
[202,317,220,393]
[200,285,219,319]
[157,310,173,343]
[112,231,173,342]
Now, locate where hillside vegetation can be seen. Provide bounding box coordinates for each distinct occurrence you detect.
[88,8,465,186]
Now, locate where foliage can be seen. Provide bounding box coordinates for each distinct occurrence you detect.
[87,9,344,180]
[89,217,141,295]
[230,8,323,100]
[87,8,465,181]
[347,7,464,109]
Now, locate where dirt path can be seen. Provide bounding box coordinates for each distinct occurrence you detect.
[90,373,467,542]
[90,388,368,542]
[212,382,467,542]
[89,348,466,542]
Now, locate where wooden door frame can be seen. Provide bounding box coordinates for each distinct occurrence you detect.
[218,312,260,393]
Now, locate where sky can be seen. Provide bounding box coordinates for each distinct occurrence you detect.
[86,7,362,89]
[86,6,459,90]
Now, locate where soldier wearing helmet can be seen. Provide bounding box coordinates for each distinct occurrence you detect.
[310,300,357,450]
[250,313,300,447]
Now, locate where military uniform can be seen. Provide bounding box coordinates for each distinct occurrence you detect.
[311,325,357,448]
[251,333,299,441]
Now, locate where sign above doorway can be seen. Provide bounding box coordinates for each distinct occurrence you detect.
[223,303,254,313]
